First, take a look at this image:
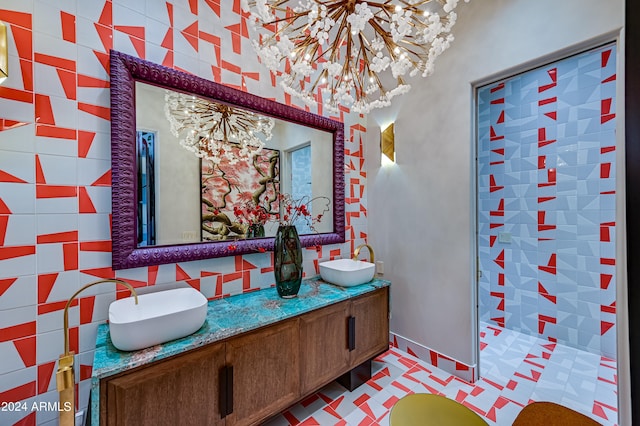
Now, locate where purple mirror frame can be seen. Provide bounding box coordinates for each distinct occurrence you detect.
[110,50,345,270]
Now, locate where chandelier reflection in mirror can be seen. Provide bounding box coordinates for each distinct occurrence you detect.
[242,0,469,113]
[164,91,275,165]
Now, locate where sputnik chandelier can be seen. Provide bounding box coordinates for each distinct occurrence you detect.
[164,91,275,164]
[242,0,469,113]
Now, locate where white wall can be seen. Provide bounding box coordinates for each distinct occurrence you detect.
[366,0,624,369]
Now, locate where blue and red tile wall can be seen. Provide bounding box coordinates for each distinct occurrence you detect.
[477,44,617,359]
[0,1,369,424]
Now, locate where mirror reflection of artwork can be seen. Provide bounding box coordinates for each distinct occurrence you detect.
[201,147,280,241]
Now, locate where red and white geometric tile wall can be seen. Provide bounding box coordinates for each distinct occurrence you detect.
[0,1,368,424]
[477,44,617,360]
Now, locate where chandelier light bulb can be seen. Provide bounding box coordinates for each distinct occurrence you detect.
[243,0,469,113]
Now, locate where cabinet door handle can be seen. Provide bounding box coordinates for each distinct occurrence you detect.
[219,365,234,418]
[226,365,234,416]
[348,316,356,351]
[219,366,227,418]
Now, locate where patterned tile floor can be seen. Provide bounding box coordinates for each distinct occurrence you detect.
[265,322,618,425]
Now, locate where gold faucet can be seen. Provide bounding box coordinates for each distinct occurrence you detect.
[57,279,138,426]
[353,244,375,263]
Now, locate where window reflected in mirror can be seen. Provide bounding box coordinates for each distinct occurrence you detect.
[136,130,156,246]
[289,145,312,234]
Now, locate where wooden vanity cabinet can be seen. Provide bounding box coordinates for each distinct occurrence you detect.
[349,288,390,367]
[99,286,389,426]
[299,300,350,395]
[103,341,226,426]
[225,319,300,426]
[300,287,390,396]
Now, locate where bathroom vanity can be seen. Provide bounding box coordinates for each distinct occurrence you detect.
[91,277,390,425]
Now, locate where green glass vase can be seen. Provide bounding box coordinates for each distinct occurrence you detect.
[274,225,302,298]
[246,223,265,238]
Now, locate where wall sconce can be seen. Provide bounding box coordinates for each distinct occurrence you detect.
[0,21,7,84]
[381,123,395,165]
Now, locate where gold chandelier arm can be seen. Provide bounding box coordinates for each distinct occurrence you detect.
[288,2,348,61]
[368,18,399,62]
[354,34,378,95]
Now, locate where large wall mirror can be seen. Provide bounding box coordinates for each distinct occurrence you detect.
[110,50,345,269]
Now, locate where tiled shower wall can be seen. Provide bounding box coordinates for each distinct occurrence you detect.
[477,44,617,358]
[0,1,368,424]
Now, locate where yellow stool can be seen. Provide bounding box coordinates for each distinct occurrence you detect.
[389,393,489,426]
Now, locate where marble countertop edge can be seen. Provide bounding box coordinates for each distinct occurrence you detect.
[91,277,390,381]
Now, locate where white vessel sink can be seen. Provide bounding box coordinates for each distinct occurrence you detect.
[319,258,375,287]
[108,287,208,351]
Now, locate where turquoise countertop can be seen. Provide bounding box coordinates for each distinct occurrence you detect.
[90,276,390,424]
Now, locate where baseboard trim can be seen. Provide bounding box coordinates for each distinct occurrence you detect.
[390,332,478,383]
